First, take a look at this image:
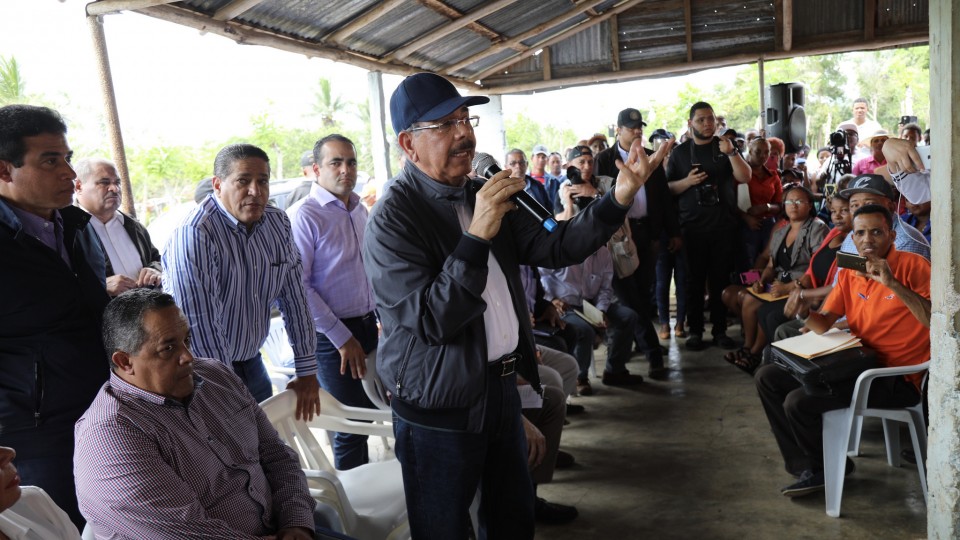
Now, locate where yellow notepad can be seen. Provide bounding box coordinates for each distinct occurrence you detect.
[772,328,862,359]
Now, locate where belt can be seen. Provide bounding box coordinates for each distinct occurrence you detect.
[628,217,650,226]
[488,353,519,377]
[340,311,376,326]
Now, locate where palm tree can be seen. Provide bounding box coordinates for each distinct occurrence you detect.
[313,78,344,127]
[0,56,26,105]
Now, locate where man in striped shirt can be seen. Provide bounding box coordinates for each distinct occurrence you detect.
[162,144,321,419]
[75,289,317,539]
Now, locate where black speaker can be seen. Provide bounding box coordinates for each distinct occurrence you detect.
[765,83,806,153]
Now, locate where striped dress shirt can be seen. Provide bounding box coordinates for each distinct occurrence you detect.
[289,183,376,349]
[74,359,315,539]
[162,195,318,376]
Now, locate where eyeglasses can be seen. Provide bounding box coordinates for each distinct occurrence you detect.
[508,160,527,166]
[406,116,480,134]
[783,199,810,206]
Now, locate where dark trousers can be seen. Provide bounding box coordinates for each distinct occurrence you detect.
[522,384,566,485]
[757,298,790,343]
[16,454,83,531]
[612,219,662,366]
[656,231,687,326]
[754,363,920,475]
[315,314,379,470]
[393,371,535,540]
[232,353,273,402]
[682,226,736,337]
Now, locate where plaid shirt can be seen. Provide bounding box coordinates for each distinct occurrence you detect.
[74,359,315,539]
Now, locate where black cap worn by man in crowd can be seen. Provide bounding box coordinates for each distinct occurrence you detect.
[840,174,895,199]
[617,108,647,130]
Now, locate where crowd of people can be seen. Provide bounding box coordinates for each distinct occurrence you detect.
[0,73,934,539]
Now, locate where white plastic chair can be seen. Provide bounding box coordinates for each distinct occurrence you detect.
[260,389,409,540]
[81,524,95,540]
[821,361,929,518]
[261,318,296,394]
[360,347,391,411]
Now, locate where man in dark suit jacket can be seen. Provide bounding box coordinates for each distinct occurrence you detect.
[595,108,680,377]
[74,157,162,296]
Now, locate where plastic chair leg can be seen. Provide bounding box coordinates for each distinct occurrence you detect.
[906,416,929,503]
[823,409,852,518]
[881,418,902,467]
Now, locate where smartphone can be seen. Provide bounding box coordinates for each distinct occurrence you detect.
[836,252,868,273]
[915,145,931,169]
[739,270,761,285]
[900,115,918,126]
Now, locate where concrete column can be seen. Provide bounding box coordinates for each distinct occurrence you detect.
[927,1,960,537]
[472,94,506,164]
[367,71,392,182]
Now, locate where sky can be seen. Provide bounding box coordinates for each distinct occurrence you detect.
[1,0,741,153]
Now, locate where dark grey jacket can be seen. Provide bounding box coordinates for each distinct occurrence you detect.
[100,211,162,277]
[363,163,628,432]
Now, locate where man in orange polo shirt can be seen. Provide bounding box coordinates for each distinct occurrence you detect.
[755,204,930,498]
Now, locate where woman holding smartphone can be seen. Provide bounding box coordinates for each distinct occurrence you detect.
[721,185,827,373]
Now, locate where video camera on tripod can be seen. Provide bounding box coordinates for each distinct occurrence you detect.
[823,129,853,197]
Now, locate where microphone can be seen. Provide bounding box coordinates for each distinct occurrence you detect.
[471,153,558,233]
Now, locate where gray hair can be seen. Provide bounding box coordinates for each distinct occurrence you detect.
[73,157,115,184]
[102,289,179,369]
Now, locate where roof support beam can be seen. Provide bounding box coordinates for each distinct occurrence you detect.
[782,0,793,51]
[135,4,422,79]
[443,0,609,76]
[326,0,406,43]
[86,0,180,16]
[773,0,783,51]
[864,0,877,40]
[212,0,267,22]
[542,46,552,81]
[485,31,927,94]
[388,0,516,61]
[610,15,621,72]
[474,0,647,82]
[683,0,693,62]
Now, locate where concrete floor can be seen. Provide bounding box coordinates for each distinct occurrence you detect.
[534,322,928,540]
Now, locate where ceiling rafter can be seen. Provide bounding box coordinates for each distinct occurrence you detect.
[212,0,266,21]
[86,0,179,16]
[443,0,610,76]
[474,0,648,83]
[386,0,518,61]
[410,0,503,45]
[324,0,407,43]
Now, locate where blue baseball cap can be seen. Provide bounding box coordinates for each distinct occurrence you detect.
[390,72,489,135]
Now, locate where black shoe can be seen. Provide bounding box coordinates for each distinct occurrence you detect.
[781,469,825,497]
[566,403,585,416]
[601,371,644,386]
[712,335,737,349]
[535,497,579,524]
[648,366,669,380]
[686,334,706,351]
[555,450,576,469]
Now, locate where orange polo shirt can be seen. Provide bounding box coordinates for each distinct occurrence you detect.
[822,247,931,390]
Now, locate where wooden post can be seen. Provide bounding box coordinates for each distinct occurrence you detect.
[367,71,392,184]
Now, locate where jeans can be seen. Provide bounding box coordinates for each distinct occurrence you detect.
[562,301,638,379]
[655,232,687,327]
[315,314,379,470]
[232,353,273,402]
[393,371,535,540]
[611,219,661,366]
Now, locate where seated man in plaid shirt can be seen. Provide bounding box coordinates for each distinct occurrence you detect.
[74,289,344,540]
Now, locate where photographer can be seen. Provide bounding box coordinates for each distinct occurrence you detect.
[666,101,752,351]
[817,122,859,192]
[555,145,610,219]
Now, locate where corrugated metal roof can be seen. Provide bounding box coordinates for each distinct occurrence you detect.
[103,0,928,95]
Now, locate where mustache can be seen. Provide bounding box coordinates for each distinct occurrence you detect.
[451,142,475,154]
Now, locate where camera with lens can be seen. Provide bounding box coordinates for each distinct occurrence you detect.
[829,130,848,149]
[695,182,720,207]
[565,166,596,210]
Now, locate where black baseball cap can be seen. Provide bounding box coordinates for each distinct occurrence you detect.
[566,145,593,162]
[617,108,647,129]
[841,174,895,200]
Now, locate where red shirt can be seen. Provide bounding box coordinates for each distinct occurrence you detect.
[748,166,782,207]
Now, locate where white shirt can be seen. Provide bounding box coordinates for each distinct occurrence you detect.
[85,210,144,279]
[617,144,648,219]
[453,205,520,361]
[0,487,81,540]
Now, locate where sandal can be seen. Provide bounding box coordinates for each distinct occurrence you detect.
[723,347,749,364]
[732,350,762,375]
[674,325,687,338]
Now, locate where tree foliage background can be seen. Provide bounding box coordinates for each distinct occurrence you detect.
[0,46,929,222]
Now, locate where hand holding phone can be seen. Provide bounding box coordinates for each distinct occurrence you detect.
[836,252,868,273]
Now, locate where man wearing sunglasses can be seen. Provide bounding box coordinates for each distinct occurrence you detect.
[363,72,671,539]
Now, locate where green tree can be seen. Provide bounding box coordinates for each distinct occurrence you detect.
[0,56,26,105]
[313,78,345,127]
[504,111,577,158]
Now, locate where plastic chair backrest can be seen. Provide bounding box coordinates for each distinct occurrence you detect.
[361,348,391,411]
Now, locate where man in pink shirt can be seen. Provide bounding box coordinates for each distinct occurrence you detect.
[852,129,889,175]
